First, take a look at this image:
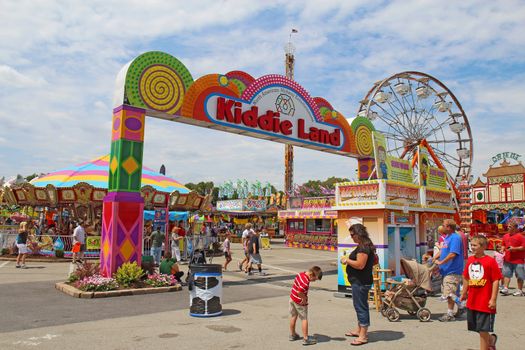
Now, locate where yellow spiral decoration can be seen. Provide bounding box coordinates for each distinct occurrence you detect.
[355,125,373,156]
[139,65,184,114]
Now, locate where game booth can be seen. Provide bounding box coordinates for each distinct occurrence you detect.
[279,196,338,251]
[470,152,525,248]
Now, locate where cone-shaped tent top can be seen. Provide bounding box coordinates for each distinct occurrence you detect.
[30,155,190,193]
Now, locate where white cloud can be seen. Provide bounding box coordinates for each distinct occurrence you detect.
[0,0,524,190]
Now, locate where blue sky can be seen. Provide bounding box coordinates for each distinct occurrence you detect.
[1,0,525,188]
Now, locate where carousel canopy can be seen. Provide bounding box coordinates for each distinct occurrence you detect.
[30,155,189,193]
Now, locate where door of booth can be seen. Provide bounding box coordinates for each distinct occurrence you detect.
[387,226,416,276]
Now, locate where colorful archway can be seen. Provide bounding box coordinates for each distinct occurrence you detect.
[102,51,376,276]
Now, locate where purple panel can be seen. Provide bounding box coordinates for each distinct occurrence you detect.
[113,117,121,130]
[113,105,146,114]
[125,117,142,131]
[104,192,144,203]
[116,223,127,246]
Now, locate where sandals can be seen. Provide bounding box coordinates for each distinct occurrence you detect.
[345,332,359,337]
[350,339,368,346]
[488,334,498,350]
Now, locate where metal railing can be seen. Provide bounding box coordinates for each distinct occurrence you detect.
[0,231,221,261]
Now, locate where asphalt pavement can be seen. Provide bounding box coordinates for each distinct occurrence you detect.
[0,243,523,349]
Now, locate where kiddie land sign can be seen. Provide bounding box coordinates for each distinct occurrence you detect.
[205,88,344,150]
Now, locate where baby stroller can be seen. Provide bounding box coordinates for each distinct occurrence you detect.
[380,258,434,322]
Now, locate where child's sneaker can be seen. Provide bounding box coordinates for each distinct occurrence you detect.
[302,336,317,346]
[500,288,509,296]
[438,314,455,322]
[21,264,27,269]
[289,334,301,341]
[15,264,21,268]
[512,290,524,296]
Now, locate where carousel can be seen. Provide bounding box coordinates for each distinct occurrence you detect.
[0,155,211,235]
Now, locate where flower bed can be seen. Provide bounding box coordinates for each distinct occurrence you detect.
[56,261,182,298]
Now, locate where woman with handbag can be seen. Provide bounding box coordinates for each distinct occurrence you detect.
[340,223,376,346]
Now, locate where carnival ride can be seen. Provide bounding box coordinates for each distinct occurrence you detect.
[0,155,211,232]
[357,71,473,213]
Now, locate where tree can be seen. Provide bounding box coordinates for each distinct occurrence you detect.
[25,173,40,182]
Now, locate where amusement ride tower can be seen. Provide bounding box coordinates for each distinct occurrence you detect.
[284,29,297,196]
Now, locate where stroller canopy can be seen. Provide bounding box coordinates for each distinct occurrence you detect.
[400,258,432,291]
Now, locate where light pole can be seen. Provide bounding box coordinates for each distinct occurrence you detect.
[284,29,297,197]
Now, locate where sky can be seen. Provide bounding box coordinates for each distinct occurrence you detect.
[1,0,525,190]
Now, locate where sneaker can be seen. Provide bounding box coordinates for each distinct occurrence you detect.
[302,336,317,346]
[498,284,504,291]
[438,314,455,322]
[500,288,510,296]
[15,264,21,268]
[512,290,524,296]
[289,334,301,341]
[259,271,267,276]
[21,265,27,269]
[455,307,466,318]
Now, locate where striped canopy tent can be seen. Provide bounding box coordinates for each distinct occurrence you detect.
[30,155,190,194]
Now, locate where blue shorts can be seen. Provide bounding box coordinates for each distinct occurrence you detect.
[502,262,525,280]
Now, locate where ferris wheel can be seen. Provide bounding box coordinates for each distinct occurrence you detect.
[357,71,473,186]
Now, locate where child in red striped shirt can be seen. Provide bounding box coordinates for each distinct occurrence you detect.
[289,266,323,346]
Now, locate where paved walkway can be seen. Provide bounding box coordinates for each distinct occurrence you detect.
[0,243,523,349]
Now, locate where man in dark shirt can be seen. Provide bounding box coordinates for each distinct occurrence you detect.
[248,230,266,276]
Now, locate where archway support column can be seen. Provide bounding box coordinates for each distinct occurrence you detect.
[100,105,146,277]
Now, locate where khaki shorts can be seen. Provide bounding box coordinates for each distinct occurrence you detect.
[289,299,308,320]
[441,274,461,297]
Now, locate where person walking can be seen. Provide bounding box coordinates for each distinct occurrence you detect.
[171,225,182,262]
[435,219,466,321]
[222,231,232,271]
[72,220,86,264]
[15,221,30,269]
[340,223,375,346]
[460,235,501,350]
[289,266,323,346]
[239,223,254,272]
[149,226,164,266]
[247,230,265,276]
[500,221,525,296]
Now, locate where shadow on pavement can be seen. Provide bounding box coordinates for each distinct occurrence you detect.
[20,266,46,269]
[221,309,241,316]
[368,330,404,343]
[313,333,346,343]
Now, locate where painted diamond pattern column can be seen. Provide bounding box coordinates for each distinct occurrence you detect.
[101,105,146,277]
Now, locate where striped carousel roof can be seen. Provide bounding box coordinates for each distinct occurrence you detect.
[30,155,190,193]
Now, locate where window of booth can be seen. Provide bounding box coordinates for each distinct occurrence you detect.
[288,220,304,231]
[306,219,331,233]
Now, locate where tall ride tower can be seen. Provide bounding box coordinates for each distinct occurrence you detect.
[284,30,297,196]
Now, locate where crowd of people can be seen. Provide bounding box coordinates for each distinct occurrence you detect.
[289,219,524,349]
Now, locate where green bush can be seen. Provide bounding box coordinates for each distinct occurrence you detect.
[1,248,9,256]
[114,262,144,288]
[55,249,65,258]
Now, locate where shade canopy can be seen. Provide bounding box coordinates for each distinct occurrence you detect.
[30,155,189,194]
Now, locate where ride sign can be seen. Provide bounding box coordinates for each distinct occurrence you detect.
[206,92,343,150]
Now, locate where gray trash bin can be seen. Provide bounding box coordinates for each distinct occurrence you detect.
[189,264,223,317]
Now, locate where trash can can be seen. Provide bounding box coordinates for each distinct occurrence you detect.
[189,264,223,317]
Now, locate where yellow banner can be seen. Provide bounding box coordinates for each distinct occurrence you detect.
[86,236,101,250]
[373,131,412,183]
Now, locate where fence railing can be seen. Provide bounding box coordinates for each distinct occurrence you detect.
[0,232,222,260]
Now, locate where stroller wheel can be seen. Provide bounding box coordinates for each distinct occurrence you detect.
[380,304,389,317]
[386,308,400,322]
[417,308,431,322]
